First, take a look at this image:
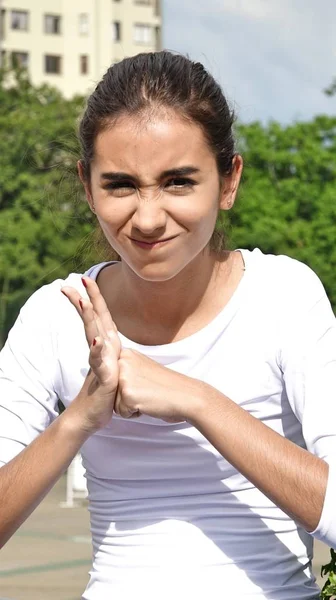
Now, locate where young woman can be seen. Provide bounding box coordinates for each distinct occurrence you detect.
[0,51,335,600]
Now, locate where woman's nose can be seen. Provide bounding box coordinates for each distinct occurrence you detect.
[131,193,167,234]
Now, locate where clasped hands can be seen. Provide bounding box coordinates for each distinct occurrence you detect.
[61,277,205,433]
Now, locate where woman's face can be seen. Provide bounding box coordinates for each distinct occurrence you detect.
[80,111,242,281]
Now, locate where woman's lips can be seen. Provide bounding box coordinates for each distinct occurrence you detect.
[130,236,177,249]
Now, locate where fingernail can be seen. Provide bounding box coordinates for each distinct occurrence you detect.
[81,277,87,288]
[61,290,67,297]
[79,299,83,310]
[92,338,97,346]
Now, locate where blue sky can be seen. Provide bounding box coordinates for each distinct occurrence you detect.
[163,0,336,123]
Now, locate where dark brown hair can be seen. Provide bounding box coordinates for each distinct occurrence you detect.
[79,51,236,256]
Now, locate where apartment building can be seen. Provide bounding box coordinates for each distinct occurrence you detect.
[0,0,162,97]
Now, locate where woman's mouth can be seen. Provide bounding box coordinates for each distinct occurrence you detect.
[130,236,177,249]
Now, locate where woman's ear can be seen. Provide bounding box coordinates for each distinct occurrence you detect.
[77,160,95,213]
[219,154,243,211]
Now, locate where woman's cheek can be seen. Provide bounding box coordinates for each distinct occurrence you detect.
[97,196,137,225]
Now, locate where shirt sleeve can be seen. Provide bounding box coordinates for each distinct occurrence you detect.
[0,285,60,467]
[279,261,336,548]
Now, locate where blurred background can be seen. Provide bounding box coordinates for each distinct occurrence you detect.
[0,0,335,598]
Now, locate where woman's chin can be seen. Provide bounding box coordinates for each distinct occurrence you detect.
[122,257,191,283]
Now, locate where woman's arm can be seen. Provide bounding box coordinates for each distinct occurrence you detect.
[0,276,120,547]
[188,385,328,532]
[0,402,89,547]
[113,348,329,532]
[0,354,121,548]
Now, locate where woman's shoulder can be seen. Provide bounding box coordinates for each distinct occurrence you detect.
[240,248,329,317]
[19,262,110,324]
[241,248,324,291]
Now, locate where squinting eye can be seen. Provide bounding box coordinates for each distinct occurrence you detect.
[106,182,135,189]
[104,182,136,196]
[166,178,196,190]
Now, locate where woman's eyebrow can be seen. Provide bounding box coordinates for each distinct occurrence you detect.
[100,166,200,183]
[160,166,200,178]
[100,172,138,183]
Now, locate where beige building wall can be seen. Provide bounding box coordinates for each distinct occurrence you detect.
[0,0,162,98]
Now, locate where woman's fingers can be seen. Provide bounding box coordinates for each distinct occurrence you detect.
[61,281,120,354]
[61,285,104,346]
[60,286,84,317]
[81,278,120,354]
[80,297,105,346]
[61,279,121,433]
[114,387,141,419]
[81,277,118,337]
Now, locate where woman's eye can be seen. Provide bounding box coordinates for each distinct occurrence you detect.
[166,178,195,191]
[104,182,136,195]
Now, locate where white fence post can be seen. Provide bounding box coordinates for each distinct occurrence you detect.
[60,453,88,508]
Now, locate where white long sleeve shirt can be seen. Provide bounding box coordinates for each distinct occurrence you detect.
[0,248,336,600]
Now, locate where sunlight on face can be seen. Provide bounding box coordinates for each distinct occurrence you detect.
[89,111,226,281]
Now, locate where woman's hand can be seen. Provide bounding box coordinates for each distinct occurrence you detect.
[115,348,205,423]
[61,277,121,433]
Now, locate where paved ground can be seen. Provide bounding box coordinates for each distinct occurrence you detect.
[0,475,91,600]
[0,474,332,599]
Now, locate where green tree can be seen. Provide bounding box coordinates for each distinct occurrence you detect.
[321,548,336,599]
[230,117,336,310]
[0,68,98,345]
[324,79,336,97]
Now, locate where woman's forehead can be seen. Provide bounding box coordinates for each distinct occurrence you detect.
[93,114,214,174]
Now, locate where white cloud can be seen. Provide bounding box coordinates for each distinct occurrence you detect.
[163,0,336,123]
[209,0,281,20]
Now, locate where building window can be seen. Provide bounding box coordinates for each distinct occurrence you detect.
[11,51,29,69]
[80,55,89,75]
[44,14,61,35]
[134,23,152,44]
[45,55,61,74]
[79,13,89,35]
[112,21,121,42]
[11,10,29,31]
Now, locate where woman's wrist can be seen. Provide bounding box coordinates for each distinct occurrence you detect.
[185,380,217,426]
[58,402,97,444]
[186,381,235,431]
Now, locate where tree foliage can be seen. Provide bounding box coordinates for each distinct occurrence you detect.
[230,117,336,309]
[324,78,336,97]
[0,68,98,344]
[321,548,336,599]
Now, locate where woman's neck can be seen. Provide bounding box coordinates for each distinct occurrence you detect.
[98,250,242,345]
